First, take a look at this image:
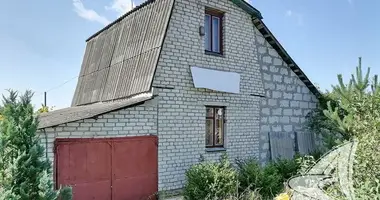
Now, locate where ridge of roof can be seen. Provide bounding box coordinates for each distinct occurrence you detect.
[86,0,263,42]
[86,0,155,42]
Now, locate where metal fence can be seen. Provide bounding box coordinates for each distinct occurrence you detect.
[268,131,317,161]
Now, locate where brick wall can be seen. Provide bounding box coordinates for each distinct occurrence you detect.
[153,0,266,191]
[40,99,158,164]
[40,0,319,193]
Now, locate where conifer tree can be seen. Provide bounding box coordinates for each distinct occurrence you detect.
[323,57,380,197]
[0,90,72,200]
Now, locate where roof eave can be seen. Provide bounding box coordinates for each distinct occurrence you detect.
[252,17,321,98]
[230,0,263,19]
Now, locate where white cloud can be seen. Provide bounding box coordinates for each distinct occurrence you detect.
[73,0,110,25]
[286,10,293,16]
[105,0,136,16]
[285,10,303,26]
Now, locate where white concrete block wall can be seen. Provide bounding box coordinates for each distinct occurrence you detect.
[39,100,158,164]
[153,0,265,191]
[255,27,319,162]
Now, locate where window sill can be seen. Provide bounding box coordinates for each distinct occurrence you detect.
[205,51,224,57]
[205,147,227,152]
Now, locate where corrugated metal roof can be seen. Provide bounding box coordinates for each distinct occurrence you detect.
[38,93,153,129]
[72,0,175,106]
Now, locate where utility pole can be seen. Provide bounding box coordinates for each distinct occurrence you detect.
[44,92,47,107]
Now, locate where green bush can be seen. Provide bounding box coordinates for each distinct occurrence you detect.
[272,158,300,181]
[183,154,321,200]
[236,158,283,199]
[183,154,238,200]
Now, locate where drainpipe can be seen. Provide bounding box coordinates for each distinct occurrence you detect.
[43,128,48,160]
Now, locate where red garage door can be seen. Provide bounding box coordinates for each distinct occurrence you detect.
[55,136,158,200]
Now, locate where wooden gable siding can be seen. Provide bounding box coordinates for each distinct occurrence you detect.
[72,0,174,106]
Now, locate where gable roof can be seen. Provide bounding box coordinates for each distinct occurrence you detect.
[72,0,320,107]
[42,0,321,129]
[72,0,175,106]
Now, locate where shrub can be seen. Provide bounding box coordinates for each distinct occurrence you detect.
[183,154,238,200]
[272,158,300,181]
[236,158,283,199]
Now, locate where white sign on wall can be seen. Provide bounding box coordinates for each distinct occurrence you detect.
[190,66,241,94]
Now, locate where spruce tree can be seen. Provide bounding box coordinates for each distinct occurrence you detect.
[0,90,72,200]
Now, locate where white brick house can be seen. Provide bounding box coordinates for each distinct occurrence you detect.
[38,0,320,198]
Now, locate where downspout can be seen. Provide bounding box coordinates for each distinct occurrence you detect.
[43,128,48,160]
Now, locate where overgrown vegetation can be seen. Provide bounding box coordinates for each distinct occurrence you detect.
[183,154,240,200]
[183,153,317,200]
[236,158,283,199]
[306,57,380,198]
[323,58,380,198]
[0,90,72,200]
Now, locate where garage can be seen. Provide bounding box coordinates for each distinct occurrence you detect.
[54,136,158,200]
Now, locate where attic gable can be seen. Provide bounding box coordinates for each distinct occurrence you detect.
[72,0,175,106]
[228,0,320,97]
[72,0,320,107]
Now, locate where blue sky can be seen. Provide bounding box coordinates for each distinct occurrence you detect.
[0,0,379,109]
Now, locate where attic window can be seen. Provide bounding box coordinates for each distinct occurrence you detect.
[205,8,223,55]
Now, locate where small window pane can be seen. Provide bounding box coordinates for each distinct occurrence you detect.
[212,16,220,53]
[206,119,214,146]
[206,107,214,118]
[205,15,211,51]
[215,118,223,145]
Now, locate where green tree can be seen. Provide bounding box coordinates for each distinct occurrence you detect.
[323,57,380,198]
[0,90,72,200]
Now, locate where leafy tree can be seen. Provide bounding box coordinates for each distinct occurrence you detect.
[0,90,72,200]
